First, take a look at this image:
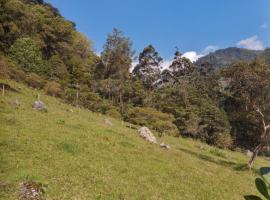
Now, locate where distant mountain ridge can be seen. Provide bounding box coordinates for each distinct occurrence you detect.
[195,47,265,68]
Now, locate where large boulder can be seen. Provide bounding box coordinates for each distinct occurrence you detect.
[32,100,46,111]
[138,127,157,144]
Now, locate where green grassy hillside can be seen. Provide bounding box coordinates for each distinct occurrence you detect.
[0,80,269,200]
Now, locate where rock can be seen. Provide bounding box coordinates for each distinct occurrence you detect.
[138,127,157,144]
[104,118,113,126]
[246,150,253,157]
[160,142,171,149]
[32,100,46,111]
[19,181,45,200]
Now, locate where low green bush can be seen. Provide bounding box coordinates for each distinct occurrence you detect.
[127,107,178,136]
[25,73,45,89]
[44,81,62,97]
[213,132,233,149]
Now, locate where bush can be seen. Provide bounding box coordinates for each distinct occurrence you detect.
[25,73,45,89]
[44,81,62,97]
[9,67,26,82]
[65,90,121,119]
[8,37,50,76]
[0,59,9,80]
[127,107,178,136]
[105,108,121,119]
[213,133,233,149]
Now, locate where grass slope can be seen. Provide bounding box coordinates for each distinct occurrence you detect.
[0,80,269,200]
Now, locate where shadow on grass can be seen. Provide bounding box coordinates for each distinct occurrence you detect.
[177,147,259,174]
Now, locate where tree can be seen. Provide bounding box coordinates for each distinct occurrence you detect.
[98,28,134,80]
[96,28,134,114]
[48,54,68,81]
[8,37,49,76]
[133,45,162,89]
[169,50,195,80]
[222,60,270,169]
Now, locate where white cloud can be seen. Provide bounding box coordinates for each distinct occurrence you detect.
[131,60,172,71]
[161,59,172,70]
[182,51,203,62]
[202,45,219,55]
[237,35,265,50]
[181,45,219,63]
[261,23,268,29]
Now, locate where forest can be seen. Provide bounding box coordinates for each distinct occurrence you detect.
[1,0,270,168]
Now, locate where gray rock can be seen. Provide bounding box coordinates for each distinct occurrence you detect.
[19,181,44,200]
[160,142,171,149]
[138,127,157,144]
[246,150,253,157]
[32,100,46,110]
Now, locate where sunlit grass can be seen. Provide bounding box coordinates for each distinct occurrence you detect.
[0,80,269,200]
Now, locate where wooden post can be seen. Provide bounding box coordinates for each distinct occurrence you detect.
[76,83,80,110]
[2,84,4,97]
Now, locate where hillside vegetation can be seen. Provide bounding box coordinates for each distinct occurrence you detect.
[195,47,264,68]
[1,1,270,199]
[0,80,269,200]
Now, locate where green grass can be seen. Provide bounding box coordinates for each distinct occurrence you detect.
[0,80,269,200]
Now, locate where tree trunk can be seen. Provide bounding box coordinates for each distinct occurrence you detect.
[2,84,4,97]
[248,141,265,170]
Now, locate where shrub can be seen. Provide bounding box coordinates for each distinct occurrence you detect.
[9,67,26,82]
[65,90,121,119]
[25,73,45,89]
[244,167,270,200]
[44,81,62,97]
[213,133,233,149]
[8,37,50,76]
[127,107,178,136]
[105,108,121,119]
[0,59,9,80]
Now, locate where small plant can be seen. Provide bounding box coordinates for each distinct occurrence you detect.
[209,148,227,158]
[244,167,270,200]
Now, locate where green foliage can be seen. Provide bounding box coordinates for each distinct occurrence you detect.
[25,73,45,88]
[8,67,27,82]
[48,54,68,81]
[222,60,270,149]
[133,45,162,89]
[244,167,270,200]
[154,81,231,145]
[8,37,49,76]
[44,81,62,97]
[0,58,10,80]
[98,28,134,80]
[127,107,178,136]
[213,132,233,149]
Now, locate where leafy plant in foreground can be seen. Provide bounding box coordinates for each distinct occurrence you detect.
[244,167,270,200]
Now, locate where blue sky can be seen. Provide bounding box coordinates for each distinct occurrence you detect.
[46,0,269,62]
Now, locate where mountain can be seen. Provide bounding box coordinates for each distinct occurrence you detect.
[196,47,264,68]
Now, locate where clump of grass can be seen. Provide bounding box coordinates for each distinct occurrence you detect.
[209,148,228,158]
[56,119,65,125]
[58,142,76,155]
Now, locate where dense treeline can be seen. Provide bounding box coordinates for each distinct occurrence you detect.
[1,0,270,163]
